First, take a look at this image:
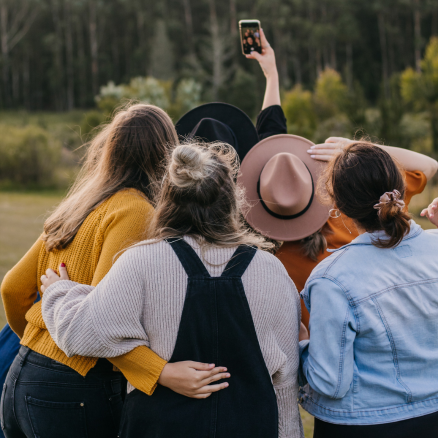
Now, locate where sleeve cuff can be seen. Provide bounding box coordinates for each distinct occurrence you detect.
[109,347,168,396]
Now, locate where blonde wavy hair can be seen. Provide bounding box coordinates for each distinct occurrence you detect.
[146,141,274,251]
[43,103,178,252]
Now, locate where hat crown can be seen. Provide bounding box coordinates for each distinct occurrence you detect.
[259,153,313,217]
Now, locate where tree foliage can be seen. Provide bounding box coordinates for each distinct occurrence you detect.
[1,0,438,115]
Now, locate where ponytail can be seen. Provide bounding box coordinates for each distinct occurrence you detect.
[301,229,327,261]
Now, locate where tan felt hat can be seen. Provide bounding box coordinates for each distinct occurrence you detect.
[238,134,330,241]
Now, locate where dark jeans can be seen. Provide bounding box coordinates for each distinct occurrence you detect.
[1,346,123,438]
[314,409,438,438]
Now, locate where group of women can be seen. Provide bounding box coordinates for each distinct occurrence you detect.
[1,28,438,438]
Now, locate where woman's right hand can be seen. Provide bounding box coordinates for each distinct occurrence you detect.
[158,361,230,399]
[245,29,277,79]
[421,198,438,228]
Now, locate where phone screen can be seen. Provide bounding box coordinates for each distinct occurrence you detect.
[239,21,261,55]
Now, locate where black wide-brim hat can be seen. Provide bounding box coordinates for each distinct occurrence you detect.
[175,103,259,161]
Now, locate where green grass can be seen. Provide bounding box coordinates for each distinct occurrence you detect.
[0,191,436,438]
[0,192,63,327]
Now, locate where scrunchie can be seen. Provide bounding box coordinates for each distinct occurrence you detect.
[373,189,405,214]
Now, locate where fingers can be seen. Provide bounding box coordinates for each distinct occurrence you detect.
[309,154,333,162]
[196,366,228,381]
[197,381,229,395]
[325,136,350,143]
[420,208,428,217]
[187,361,215,371]
[203,372,230,385]
[428,202,438,218]
[246,51,262,61]
[260,28,269,48]
[311,143,339,150]
[59,263,69,280]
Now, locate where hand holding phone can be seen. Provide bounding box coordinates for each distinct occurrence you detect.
[244,28,277,79]
[239,20,262,55]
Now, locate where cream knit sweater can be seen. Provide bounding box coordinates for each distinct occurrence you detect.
[42,237,303,438]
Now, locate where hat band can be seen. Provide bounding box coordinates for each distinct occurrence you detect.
[256,163,315,220]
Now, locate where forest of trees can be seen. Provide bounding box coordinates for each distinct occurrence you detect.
[1,0,438,112]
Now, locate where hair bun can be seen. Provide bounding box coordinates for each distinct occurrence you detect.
[169,145,211,188]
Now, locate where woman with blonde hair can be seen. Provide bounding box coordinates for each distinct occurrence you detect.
[40,142,303,438]
[1,104,228,438]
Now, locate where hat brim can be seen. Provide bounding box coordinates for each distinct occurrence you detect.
[238,134,330,241]
[175,103,259,161]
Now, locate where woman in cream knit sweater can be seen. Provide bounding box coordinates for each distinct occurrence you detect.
[41,142,303,438]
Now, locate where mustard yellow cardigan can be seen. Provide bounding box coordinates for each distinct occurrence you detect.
[1,188,166,395]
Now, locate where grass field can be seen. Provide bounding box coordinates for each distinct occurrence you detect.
[0,191,436,438]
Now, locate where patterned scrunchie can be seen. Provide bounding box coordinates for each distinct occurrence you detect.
[373,189,405,215]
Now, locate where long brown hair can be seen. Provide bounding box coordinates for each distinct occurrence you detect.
[147,142,273,251]
[43,103,178,251]
[318,142,410,248]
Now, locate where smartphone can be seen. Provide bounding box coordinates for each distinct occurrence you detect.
[239,20,262,55]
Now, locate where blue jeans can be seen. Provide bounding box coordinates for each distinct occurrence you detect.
[1,347,123,438]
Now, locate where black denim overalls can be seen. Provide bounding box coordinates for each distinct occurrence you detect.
[119,238,278,438]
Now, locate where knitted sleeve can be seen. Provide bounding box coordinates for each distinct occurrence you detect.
[1,237,42,337]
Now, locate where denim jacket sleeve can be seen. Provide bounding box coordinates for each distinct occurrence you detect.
[299,277,357,399]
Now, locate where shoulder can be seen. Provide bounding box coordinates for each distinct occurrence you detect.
[100,189,154,229]
[105,188,153,213]
[247,249,299,299]
[307,247,350,281]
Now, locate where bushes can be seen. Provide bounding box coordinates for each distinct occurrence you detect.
[0,124,63,189]
[94,76,202,120]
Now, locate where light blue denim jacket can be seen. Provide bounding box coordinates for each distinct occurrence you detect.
[299,221,438,425]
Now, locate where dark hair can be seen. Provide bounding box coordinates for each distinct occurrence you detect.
[318,142,411,249]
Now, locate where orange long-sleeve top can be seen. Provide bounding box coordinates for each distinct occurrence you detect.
[1,188,166,395]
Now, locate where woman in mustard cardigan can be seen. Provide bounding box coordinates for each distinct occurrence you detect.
[0,104,229,438]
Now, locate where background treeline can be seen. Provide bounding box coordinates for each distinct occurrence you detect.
[2,0,438,190]
[2,0,438,112]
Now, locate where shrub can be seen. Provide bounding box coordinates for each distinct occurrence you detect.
[0,124,62,189]
[314,68,348,120]
[283,85,317,139]
[80,110,106,138]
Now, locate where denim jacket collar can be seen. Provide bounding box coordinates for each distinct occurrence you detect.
[327,220,423,253]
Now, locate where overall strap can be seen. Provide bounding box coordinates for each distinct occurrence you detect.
[221,245,257,278]
[166,238,211,278]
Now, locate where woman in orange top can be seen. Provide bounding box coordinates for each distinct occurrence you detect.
[276,136,438,328]
[1,104,229,438]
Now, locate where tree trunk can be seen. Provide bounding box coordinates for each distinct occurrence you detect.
[378,12,389,99]
[75,14,87,107]
[89,0,99,97]
[229,0,237,36]
[346,43,353,90]
[65,0,74,110]
[51,0,64,110]
[414,0,422,73]
[209,0,222,100]
[1,2,10,107]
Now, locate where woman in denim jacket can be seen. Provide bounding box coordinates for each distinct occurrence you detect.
[299,141,438,438]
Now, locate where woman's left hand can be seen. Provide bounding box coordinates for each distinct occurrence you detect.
[421,198,438,228]
[308,137,352,162]
[41,263,70,293]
